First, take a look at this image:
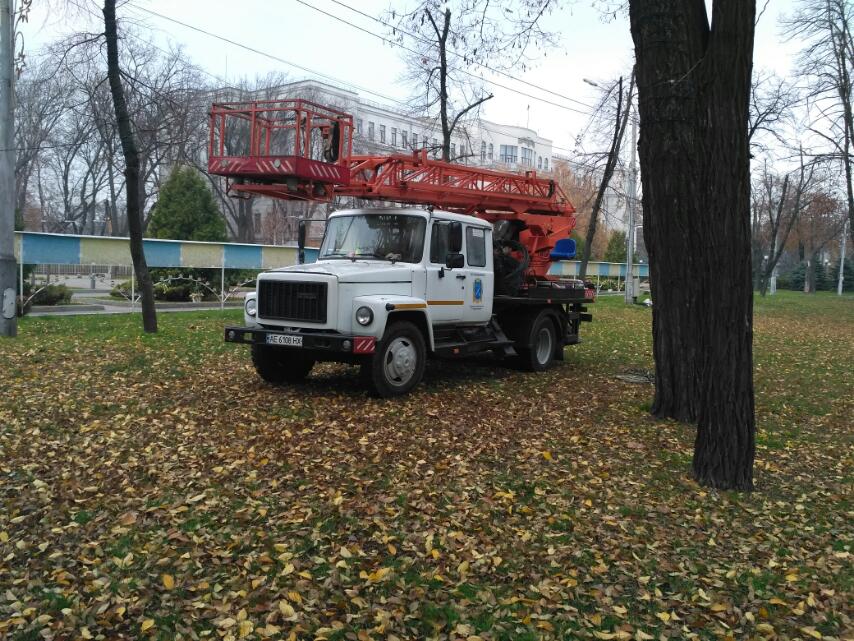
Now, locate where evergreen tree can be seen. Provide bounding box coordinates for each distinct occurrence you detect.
[148,167,227,242]
[603,230,627,263]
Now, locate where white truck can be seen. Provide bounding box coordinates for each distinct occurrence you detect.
[225,207,593,397]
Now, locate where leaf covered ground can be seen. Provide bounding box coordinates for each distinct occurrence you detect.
[0,293,851,641]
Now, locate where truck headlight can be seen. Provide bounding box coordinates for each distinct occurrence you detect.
[245,297,257,317]
[356,306,373,326]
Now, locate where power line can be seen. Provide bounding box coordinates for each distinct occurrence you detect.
[292,0,594,117]
[125,4,414,110]
[323,0,597,111]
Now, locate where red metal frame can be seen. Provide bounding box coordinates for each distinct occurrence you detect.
[208,100,576,280]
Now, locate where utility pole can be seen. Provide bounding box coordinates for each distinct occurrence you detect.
[839,218,849,296]
[624,109,637,304]
[0,0,16,335]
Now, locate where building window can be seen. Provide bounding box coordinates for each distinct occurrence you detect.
[499,145,518,164]
[412,132,419,148]
[401,131,408,148]
[379,125,386,143]
[521,147,534,167]
[544,157,549,171]
[488,143,493,160]
[368,121,375,141]
[391,127,397,146]
[481,141,486,161]
[356,119,363,135]
[450,143,456,158]
[537,156,542,169]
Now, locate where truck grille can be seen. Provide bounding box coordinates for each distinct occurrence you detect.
[258,280,328,323]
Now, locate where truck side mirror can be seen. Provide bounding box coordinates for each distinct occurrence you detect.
[297,220,306,264]
[445,253,464,269]
[448,221,462,253]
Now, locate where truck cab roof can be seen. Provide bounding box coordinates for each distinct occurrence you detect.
[327,207,492,229]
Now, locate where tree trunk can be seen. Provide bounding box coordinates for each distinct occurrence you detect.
[630,0,756,490]
[103,0,157,333]
[579,76,634,278]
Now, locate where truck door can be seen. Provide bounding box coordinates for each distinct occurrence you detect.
[426,221,464,324]
[462,225,493,324]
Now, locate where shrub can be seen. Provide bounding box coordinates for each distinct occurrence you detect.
[111,281,132,299]
[30,284,72,306]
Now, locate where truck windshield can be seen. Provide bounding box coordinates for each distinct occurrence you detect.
[319,214,427,263]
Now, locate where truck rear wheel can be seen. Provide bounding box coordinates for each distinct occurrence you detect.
[251,344,315,384]
[517,310,558,372]
[367,321,426,397]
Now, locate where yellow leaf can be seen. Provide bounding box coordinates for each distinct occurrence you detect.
[431,549,440,560]
[710,603,727,612]
[388,543,397,555]
[800,627,822,639]
[756,623,775,634]
[287,591,302,603]
[278,601,296,620]
[542,450,553,461]
[0,531,8,542]
[768,597,786,606]
[655,611,670,623]
[141,619,155,632]
[635,631,654,641]
[218,617,236,628]
[584,499,593,507]
[457,560,469,575]
[161,574,175,590]
[590,613,602,626]
[239,620,254,638]
[339,546,352,559]
[593,632,616,640]
[785,572,799,582]
[81,627,93,639]
[367,567,391,583]
[281,563,295,575]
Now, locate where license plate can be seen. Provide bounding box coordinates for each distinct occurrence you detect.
[265,333,303,347]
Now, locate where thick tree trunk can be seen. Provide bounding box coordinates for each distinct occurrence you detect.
[103,0,157,333]
[630,0,756,490]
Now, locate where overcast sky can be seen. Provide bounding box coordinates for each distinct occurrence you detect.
[22,0,802,153]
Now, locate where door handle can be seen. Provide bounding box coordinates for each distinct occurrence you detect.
[456,274,467,280]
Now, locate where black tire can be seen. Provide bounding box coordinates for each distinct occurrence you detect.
[367,321,426,397]
[516,310,558,372]
[251,344,315,384]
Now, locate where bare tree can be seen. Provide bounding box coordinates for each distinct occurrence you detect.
[13,60,68,218]
[784,0,854,243]
[751,152,819,294]
[578,73,635,277]
[103,0,156,332]
[386,1,560,161]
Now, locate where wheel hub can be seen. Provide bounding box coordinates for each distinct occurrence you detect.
[536,326,553,365]
[384,337,417,385]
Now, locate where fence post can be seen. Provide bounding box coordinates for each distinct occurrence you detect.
[220,264,225,311]
[131,277,134,312]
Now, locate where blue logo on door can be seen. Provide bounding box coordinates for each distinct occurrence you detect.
[473,278,483,304]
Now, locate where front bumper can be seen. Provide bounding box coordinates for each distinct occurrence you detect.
[224,325,376,355]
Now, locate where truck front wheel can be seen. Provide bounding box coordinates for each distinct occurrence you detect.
[251,344,315,384]
[517,310,558,372]
[367,321,426,397]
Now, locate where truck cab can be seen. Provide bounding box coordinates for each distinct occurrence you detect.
[225,207,591,397]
